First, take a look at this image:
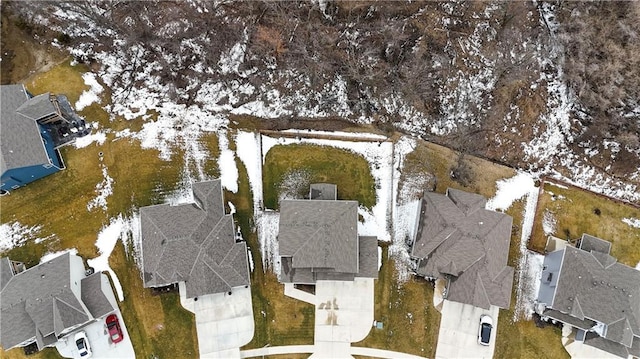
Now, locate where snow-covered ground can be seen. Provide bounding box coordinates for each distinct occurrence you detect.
[0,222,53,252]
[87,215,137,301]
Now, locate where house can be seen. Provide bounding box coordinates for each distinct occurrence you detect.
[0,253,115,352]
[536,234,640,358]
[0,84,87,193]
[140,179,250,298]
[278,183,378,284]
[410,188,514,310]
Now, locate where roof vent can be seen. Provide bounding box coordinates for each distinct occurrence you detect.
[41,274,45,279]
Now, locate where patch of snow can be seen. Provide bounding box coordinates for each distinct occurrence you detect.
[87,216,131,301]
[75,72,104,111]
[0,222,53,252]
[256,210,280,274]
[636,261,640,271]
[513,179,541,321]
[622,217,640,229]
[228,201,236,215]
[218,130,238,193]
[486,172,536,211]
[378,246,382,270]
[74,130,107,148]
[280,129,387,141]
[40,248,79,263]
[234,131,263,210]
[247,248,254,272]
[542,210,557,236]
[547,182,568,190]
[516,251,544,320]
[87,164,114,212]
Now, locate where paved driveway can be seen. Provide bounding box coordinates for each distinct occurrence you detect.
[435,300,499,359]
[180,284,254,358]
[55,274,135,358]
[311,278,374,359]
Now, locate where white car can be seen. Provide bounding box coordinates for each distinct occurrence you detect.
[478,315,493,346]
[74,331,92,358]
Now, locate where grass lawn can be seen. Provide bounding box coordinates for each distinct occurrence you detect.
[262,144,376,209]
[400,139,517,198]
[353,245,441,358]
[529,181,640,266]
[1,60,193,357]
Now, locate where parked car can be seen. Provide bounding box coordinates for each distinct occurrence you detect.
[74,331,92,358]
[478,315,493,346]
[106,314,124,344]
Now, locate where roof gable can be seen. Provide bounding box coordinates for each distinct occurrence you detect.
[0,85,51,173]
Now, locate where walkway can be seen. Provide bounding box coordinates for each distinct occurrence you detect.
[240,345,428,359]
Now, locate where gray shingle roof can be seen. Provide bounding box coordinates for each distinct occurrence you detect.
[356,236,378,279]
[81,273,114,319]
[549,245,640,349]
[584,332,630,358]
[15,93,57,121]
[542,308,596,330]
[0,85,51,174]
[0,257,13,291]
[140,179,250,298]
[278,185,378,284]
[412,188,514,309]
[579,233,612,255]
[279,199,359,273]
[0,253,99,350]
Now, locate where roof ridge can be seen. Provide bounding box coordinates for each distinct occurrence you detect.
[201,256,233,290]
[53,296,86,317]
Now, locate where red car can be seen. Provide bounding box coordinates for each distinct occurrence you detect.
[106,314,124,344]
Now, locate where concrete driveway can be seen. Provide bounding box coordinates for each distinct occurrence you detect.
[435,300,499,359]
[310,278,375,359]
[55,274,135,358]
[180,283,254,358]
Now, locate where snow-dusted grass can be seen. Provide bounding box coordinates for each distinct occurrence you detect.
[218,130,239,193]
[86,163,114,211]
[0,222,53,252]
[256,210,280,274]
[74,128,107,148]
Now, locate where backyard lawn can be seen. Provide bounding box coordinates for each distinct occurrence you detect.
[529,180,640,266]
[262,144,376,209]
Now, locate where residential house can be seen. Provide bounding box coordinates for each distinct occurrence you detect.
[0,253,115,352]
[410,188,514,310]
[140,179,250,298]
[1,84,90,193]
[278,183,378,284]
[536,234,640,358]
